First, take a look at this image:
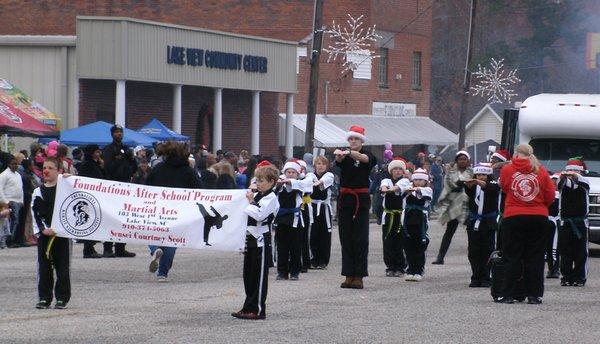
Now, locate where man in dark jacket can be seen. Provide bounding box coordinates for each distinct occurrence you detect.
[102,125,137,258]
[78,144,105,258]
[146,141,202,281]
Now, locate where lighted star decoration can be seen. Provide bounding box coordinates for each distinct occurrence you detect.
[469,58,521,104]
[323,14,382,73]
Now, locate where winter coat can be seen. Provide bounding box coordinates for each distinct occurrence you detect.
[436,164,473,225]
[499,157,555,219]
[146,157,202,189]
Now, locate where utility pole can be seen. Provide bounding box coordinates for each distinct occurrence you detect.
[305,0,325,154]
[458,0,477,149]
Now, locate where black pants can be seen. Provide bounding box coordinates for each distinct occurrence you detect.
[13,199,29,245]
[275,224,301,275]
[559,223,588,283]
[310,204,332,267]
[466,220,496,283]
[545,220,559,267]
[404,224,429,275]
[37,235,71,303]
[300,208,311,270]
[82,240,99,255]
[242,233,272,316]
[103,241,127,254]
[382,212,406,272]
[500,215,546,298]
[435,219,460,260]
[338,197,370,277]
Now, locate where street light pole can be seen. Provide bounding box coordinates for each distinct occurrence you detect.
[305,0,325,154]
[458,0,477,149]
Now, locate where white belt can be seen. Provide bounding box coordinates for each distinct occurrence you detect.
[310,200,332,231]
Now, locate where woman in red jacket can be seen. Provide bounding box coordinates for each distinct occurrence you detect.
[496,144,555,305]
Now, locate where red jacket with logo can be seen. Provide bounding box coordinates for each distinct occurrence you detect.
[499,157,555,219]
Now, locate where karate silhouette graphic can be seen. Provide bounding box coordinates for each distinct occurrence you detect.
[196,203,229,246]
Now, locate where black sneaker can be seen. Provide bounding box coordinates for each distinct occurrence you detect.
[276,273,288,280]
[83,251,102,259]
[35,300,51,309]
[431,259,444,265]
[290,274,299,280]
[102,250,115,258]
[115,250,136,258]
[54,300,68,309]
[480,280,492,288]
[385,270,394,277]
[560,278,571,287]
[494,296,514,304]
[527,296,543,305]
[572,280,586,287]
[469,280,481,288]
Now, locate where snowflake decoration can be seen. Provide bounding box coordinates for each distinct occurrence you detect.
[323,14,382,73]
[469,58,521,104]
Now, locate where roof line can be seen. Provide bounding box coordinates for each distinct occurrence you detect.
[0,35,76,46]
[77,16,298,46]
[466,104,502,130]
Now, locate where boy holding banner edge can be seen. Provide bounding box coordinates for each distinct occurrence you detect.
[32,157,71,309]
[232,161,280,320]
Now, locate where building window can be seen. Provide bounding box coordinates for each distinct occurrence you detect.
[379,48,388,87]
[412,51,422,90]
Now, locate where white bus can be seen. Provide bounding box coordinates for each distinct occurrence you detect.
[503,94,600,244]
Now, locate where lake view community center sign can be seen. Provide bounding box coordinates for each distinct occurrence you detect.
[167,46,268,73]
[76,16,296,93]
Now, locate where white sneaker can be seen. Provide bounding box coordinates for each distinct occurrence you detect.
[405,274,415,281]
[149,248,163,273]
[413,274,422,282]
[156,275,168,282]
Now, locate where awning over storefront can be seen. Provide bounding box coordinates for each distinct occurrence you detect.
[279,114,458,147]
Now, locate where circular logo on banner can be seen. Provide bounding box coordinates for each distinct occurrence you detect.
[59,191,102,237]
[510,173,540,202]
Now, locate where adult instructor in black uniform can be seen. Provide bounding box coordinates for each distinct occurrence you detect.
[335,125,376,289]
[102,124,137,258]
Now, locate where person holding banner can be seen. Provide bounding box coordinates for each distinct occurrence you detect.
[78,144,105,259]
[232,161,279,320]
[334,125,377,289]
[32,157,70,309]
[102,124,137,258]
[146,141,202,282]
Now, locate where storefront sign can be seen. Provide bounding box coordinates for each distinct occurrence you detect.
[372,102,417,117]
[51,176,249,251]
[167,45,268,73]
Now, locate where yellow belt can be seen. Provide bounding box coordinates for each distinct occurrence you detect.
[383,209,403,239]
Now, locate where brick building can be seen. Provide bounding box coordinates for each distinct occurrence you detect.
[0,1,456,157]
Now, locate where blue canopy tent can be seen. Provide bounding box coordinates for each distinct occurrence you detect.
[44,121,158,147]
[138,118,189,141]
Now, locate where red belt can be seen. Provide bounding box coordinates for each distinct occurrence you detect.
[340,187,369,219]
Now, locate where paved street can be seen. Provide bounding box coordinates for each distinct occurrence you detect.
[1,221,599,344]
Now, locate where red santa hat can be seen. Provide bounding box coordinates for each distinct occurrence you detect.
[296,159,307,171]
[388,157,407,173]
[346,125,366,142]
[455,150,470,161]
[491,149,509,162]
[282,160,302,174]
[256,160,272,168]
[473,162,493,175]
[565,157,587,172]
[411,168,429,181]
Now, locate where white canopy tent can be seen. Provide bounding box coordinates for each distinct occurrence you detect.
[279,114,458,148]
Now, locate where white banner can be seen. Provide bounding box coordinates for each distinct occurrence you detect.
[51,176,248,251]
